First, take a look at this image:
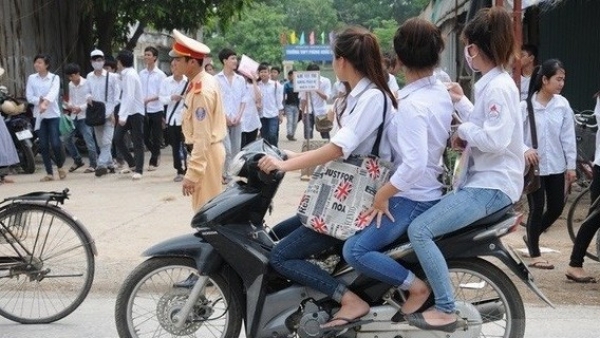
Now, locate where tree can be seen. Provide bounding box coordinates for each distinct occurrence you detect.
[0,0,251,94]
[206,3,287,66]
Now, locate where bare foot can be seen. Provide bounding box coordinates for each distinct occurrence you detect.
[418,308,456,327]
[400,278,431,314]
[1,177,15,184]
[322,291,369,328]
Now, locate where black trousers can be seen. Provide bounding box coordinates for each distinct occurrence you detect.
[144,111,163,166]
[115,114,145,174]
[525,173,566,257]
[570,165,600,267]
[168,125,186,175]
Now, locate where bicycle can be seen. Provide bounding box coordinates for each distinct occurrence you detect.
[0,189,96,323]
[566,110,599,261]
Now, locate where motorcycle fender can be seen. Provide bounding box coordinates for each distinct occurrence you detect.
[142,233,223,275]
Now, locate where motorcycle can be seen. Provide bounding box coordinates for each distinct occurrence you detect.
[0,86,36,174]
[114,140,553,338]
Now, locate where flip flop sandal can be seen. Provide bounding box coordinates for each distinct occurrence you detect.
[392,291,435,322]
[565,274,597,283]
[528,261,554,270]
[320,316,373,336]
[69,162,84,172]
[83,167,96,173]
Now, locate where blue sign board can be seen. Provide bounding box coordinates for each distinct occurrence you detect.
[284,45,333,62]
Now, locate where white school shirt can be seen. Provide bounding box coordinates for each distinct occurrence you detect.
[387,75,453,202]
[215,71,247,119]
[26,72,61,125]
[520,75,531,101]
[331,77,393,160]
[139,67,167,113]
[594,97,600,166]
[86,70,120,116]
[300,76,331,116]
[159,75,188,126]
[118,67,145,122]
[387,73,399,94]
[522,93,576,175]
[257,80,284,118]
[67,78,91,120]
[453,67,524,202]
[241,83,262,132]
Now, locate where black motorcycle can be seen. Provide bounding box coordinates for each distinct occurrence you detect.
[0,88,36,174]
[115,140,553,338]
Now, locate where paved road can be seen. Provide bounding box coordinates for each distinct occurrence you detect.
[0,296,598,338]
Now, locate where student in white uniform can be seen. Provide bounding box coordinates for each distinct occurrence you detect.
[405,7,524,332]
[520,44,538,101]
[523,59,576,269]
[258,26,397,329]
[342,17,454,319]
[26,54,65,182]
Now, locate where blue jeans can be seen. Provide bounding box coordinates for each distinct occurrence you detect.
[407,187,512,313]
[37,118,64,175]
[343,197,438,289]
[64,119,97,167]
[284,105,299,137]
[260,117,279,147]
[270,216,347,302]
[94,121,114,169]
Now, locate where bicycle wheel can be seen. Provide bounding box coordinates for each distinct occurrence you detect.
[566,187,599,261]
[0,203,95,323]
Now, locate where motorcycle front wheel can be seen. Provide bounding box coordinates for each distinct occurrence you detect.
[114,257,243,338]
[446,258,526,338]
[17,140,35,174]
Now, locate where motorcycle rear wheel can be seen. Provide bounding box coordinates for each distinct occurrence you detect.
[114,257,243,338]
[17,140,35,174]
[446,258,526,338]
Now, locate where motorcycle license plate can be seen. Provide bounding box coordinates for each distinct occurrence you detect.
[15,129,33,140]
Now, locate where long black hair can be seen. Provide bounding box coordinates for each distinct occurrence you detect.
[526,59,564,105]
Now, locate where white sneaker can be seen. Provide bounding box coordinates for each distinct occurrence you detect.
[119,167,132,174]
[132,173,142,180]
[147,165,158,172]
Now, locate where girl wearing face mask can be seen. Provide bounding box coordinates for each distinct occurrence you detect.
[403,7,524,332]
[522,60,576,270]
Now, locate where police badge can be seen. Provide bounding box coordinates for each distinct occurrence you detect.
[195,107,207,121]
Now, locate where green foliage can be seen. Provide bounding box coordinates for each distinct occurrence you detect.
[373,19,398,55]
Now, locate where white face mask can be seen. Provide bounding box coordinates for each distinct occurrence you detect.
[91,61,105,71]
[464,44,479,73]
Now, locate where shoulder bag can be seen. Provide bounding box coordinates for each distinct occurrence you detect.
[85,73,109,126]
[523,98,541,195]
[297,91,392,240]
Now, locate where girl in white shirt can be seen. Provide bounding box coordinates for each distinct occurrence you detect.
[523,59,576,270]
[258,26,397,329]
[405,7,524,332]
[343,17,453,318]
[25,54,66,181]
[240,76,262,148]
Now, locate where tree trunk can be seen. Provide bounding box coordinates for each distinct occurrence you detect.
[125,22,146,52]
[0,0,86,95]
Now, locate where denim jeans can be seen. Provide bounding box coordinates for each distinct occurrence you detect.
[284,104,299,137]
[38,118,64,175]
[407,187,512,313]
[64,119,97,167]
[343,197,438,289]
[94,121,114,169]
[168,125,187,175]
[260,117,279,147]
[270,216,347,302]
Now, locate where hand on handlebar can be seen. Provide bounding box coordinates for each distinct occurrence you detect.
[258,155,285,174]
